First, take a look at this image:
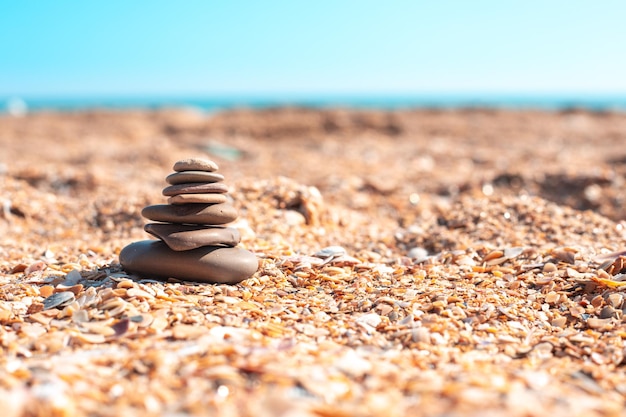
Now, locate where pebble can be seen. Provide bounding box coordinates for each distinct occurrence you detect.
[119,241,258,284]
[120,158,258,284]
[162,182,229,197]
[542,262,558,273]
[141,203,238,225]
[144,223,241,251]
[167,193,229,205]
[173,158,219,172]
[165,171,225,185]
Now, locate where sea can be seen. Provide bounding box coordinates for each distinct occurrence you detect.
[3,93,626,115]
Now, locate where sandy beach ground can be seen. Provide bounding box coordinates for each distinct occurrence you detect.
[1,107,626,416]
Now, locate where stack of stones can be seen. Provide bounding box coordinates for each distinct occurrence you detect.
[120,158,258,284]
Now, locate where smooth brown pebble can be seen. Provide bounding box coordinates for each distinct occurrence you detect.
[119,240,258,284]
[166,171,225,185]
[163,182,229,196]
[142,203,238,225]
[144,223,241,251]
[173,158,219,172]
[168,193,229,205]
[542,262,557,273]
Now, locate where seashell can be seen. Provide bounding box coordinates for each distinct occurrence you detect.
[601,256,626,275]
[72,332,106,344]
[25,260,47,275]
[19,323,47,338]
[483,250,504,262]
[521,263,545,271]
[111,318,130,336]
[281,255,325,266]
[115,279,135,289]
[356,312,382,332]
[545,292,560,304]
[43,291,75,310]
[399,314,414,326]
[55,284,83,296]
[328,255,361,266]
[408,247,429,262]
[9,263,27,274]
[503,247,525,259]
[125,288,155,300]
[566,268,582,279]
[454,255,476,266]
[530,342,554,359]
[593,249,626,263]
[61,269,82,286]
[412,327,431,344]
[39,285,54,298]
[150,315,169,332]
[599,306,618,319]
[75,287,99,308]
[335,350,372,377]
[586,317,613,330]
[214,295,240,304]
[534,275,553,286]
[486,256,508,266]
[209,326,250,343]
[607,293,624,309]
[71,309,89,323]
[552,248,576,264]
[129,314,153,327]
[313,246,347,259]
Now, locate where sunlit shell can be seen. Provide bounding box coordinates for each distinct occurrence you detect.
[43,292,75,310]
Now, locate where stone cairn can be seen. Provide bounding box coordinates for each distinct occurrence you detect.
[120,158,258,284]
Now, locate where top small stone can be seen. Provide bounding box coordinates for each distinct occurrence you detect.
[173,158,219,172]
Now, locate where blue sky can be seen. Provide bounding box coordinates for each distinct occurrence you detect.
[1,1,625,97]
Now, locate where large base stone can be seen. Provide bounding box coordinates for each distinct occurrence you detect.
[119,240,258,284]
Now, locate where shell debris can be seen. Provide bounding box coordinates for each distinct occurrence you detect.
[2,109,626,416]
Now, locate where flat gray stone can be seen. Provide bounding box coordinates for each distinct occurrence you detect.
[142,203,238,225]
[163,182,229,196]
[167,193,229,205]
[144,223,241,251]
[119,240,258,284]
[166,171,225,185]
[173,158,219,172]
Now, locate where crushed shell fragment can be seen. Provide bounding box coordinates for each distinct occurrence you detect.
[43,291,76,310]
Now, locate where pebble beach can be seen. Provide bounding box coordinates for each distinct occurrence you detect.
[1,107,626,416]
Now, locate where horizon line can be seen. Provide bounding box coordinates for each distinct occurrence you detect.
[4,90,626,100]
